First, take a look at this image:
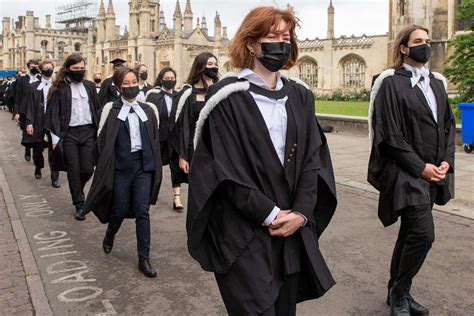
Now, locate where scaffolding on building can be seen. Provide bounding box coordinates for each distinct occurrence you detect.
[55,0,97,32]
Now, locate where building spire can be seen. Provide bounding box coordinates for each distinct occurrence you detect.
[107,0,115,16]
[184,0,193,16]
[99,0,106,16]
[327,0,335,39]
[174,0,182,18]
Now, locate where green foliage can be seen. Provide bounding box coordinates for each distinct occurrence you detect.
[315,88,370,102]
[444,0,474,102]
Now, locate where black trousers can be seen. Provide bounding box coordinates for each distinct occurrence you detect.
[389,204,435,296]
[32,142,59,181]
[260,273,299,316]
[107,152,152,261]
[63,125,96,207]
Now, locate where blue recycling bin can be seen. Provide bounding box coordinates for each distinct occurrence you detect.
[458,102,474,153]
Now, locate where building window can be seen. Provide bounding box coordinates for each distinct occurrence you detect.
[341,55,366,89]
[455,0,471,31]
[58,41,65,62]
[74,42,81,52]
[298,58,318,90]
[41,40,48,50]
[399,0,407,16]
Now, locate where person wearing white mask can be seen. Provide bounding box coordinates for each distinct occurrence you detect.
[23,59,60,187]
[369,25,455,316]
[85,67,162,278]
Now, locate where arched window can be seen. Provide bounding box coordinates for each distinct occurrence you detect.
[298,57,318,90]
[40,40,48,50]
[74,42,81,52]
[58,41,66,62]
[341,55,366,89]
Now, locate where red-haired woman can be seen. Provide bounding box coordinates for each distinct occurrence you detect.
[186,7,337,315]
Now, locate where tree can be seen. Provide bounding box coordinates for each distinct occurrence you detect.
[444,0,474,102]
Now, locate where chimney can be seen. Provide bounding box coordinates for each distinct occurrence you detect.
[34,17,40,29]
[222,26,228,39]
[45,15,51,29]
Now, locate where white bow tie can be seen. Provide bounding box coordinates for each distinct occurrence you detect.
[117,102,148,122]
[410,68,430,88]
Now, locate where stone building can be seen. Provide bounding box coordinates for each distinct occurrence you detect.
[1,0,465,91]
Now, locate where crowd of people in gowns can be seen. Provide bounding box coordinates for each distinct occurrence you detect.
[0,6,456,316]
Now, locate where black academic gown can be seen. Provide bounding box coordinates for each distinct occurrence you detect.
[187,77,337,314]
[98,77,120,106]
[169,86,205,164]
[22,81,48,146]
[84,100,162,223]
[146,88,178,165]
[368,69,456,227]
[45,79,101,171]
[14,74,40,116]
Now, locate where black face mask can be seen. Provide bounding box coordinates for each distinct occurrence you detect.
[30,67,40,75]
[407,44,431,64]
[121,86,140,100]
[69,70,85,82]
[257,42,292,72]
[139,72,148,81]
[203,67,219,80]
[41,69,54,78]
[94,78,101,84]
[162,80,176,90]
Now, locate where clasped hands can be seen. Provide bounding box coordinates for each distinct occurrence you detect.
[268,210,305,238]
[422,161,450,182]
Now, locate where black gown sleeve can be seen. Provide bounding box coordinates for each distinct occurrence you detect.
[24,85,35,127]
[373,79,426,178]
[292,89,321,223]
[222,182,276,226]
[179,98,192,161]
[442,98,456,172]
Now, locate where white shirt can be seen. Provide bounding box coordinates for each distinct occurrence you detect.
[69,81,93,127]
[238,68,289,227]
[164,94,173,116]
[28,73,39,84]
[36,77,52,113]
[403,63,438,123]
[118,97,149,152]
[136,83,149,103]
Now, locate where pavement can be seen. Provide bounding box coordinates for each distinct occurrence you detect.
[0,109,473,316]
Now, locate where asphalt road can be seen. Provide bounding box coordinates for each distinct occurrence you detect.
[1,111,473,315]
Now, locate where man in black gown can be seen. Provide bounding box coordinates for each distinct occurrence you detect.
[368,25,455,316]
[98,58,126,105]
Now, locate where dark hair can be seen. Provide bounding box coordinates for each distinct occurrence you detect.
[27,59,40,68]
[186,52,218,90]
[134,64,147,73]
[229,6,299,70]
[113,67,139,88]
[154,66,177,87]
[389,25,429,69]
[48,54,85,103]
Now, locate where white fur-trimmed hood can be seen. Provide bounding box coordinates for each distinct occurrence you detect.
[192,75,310,149]
[97,101,160,137]
[174,84,192,122]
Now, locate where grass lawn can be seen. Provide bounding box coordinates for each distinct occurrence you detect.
[315,100,369,117]
[315,100,462,124]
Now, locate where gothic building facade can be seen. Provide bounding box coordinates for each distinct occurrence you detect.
[1,0,464,92]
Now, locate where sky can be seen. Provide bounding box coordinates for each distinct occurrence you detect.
[0,0,389,39]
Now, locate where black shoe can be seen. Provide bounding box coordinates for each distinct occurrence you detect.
[407,296,429,316]
[390,291,411,316]
[102,233,114,254]
[34,168,42,179]
[138,259,157,278]
[388,288,429,316]
[51,180,61,188]
[74,207,86,221]
[25,151,31,162]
